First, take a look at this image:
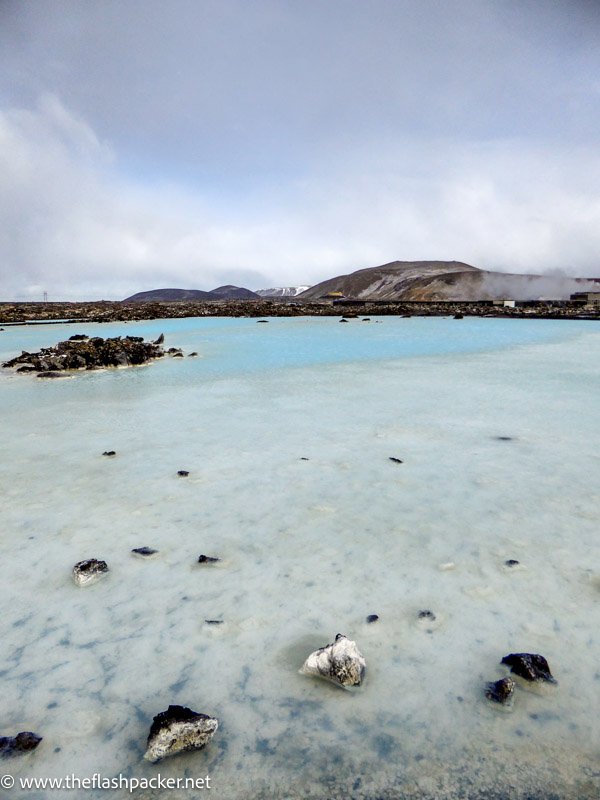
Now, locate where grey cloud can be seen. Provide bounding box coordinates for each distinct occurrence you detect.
[1,2,600,298]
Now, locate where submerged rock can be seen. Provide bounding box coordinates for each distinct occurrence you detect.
[366,614,379,624]
[72,559,109,587]
[389,457,403,464]
[485,676,516,706]
[501,653,556,684]
[300,633,366,688]
[144,705,218,763]
[504,559,520,567]
[177,470,189,477]
[198,554,219,564]
[188,352,198,357]
[132,547,158,558]
[0,732,42,756]
[102,450,116,457]
[154,333,164,344]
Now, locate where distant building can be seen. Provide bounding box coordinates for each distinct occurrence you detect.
[570,291,600,307]
[492,299,516,308]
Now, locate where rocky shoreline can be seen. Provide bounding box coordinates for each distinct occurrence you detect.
[0,298,598,325]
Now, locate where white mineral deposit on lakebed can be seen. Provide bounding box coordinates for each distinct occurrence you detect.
[0,316,599,799]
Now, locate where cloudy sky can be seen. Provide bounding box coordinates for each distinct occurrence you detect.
[1,0,600,300]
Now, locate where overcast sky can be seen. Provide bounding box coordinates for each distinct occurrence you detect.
[1,0,600,300]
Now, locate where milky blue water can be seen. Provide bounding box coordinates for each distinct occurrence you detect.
[1,316,599,799]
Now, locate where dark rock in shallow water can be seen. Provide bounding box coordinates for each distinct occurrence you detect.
[177,470,189,477]
[256,319,269,323]
[454,313,464,319]
[485,676,516,706]
[505,559,520,567]
[501,653,556,684]
[198,554,219,564]
[0,732,42,756]
[339,319,348,323]
[102,450,116,457]
[132,547,158,557]
[154,333,164,344]
[68,334,88,341]
[300,633,366,688]
[389,456,403,464]
[188,352,198,357]
[204,619,223,625]
[418,610,436,620]
[3,335,168,374]
[37,371,63,379]
[366,614,379,624]
[72,559,109,587]
[496,436,514,441]
[144,705,218,763]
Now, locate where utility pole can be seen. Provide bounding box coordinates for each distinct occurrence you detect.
[43,291,48,302]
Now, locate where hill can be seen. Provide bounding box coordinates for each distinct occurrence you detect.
[299,261,598,301]
[124,285,259,302]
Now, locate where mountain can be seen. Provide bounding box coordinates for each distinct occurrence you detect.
[255,286,311,297]
[299,261,478,300]
[124,285,260,302]
[299,261,599,301]
[208,285,260,299]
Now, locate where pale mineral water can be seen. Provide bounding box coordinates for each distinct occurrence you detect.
[0,316,598,799]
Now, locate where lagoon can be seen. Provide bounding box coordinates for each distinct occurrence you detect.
[1,316,599,799]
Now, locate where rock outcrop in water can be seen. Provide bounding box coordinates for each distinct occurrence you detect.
[501,653,556,684]
[72,559,109,586]
[485,676,516,706]
[0,732,42,756]
[2,335,168,375]
[300,633,366,688]
[144,705,218,763]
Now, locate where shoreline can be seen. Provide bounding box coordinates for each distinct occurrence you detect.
[0,299,599,325]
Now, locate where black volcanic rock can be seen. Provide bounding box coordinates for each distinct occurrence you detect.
[485,677,516,705]
[0,731,42,756]
[2,335,167,375]
[501,653,556,684]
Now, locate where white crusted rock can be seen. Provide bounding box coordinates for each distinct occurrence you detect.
[144,705,218,763]
[72,559,109,586]
[300,633,366,688]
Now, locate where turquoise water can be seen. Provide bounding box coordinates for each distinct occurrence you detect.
[0,315,592,382]
[1,316,599,799]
